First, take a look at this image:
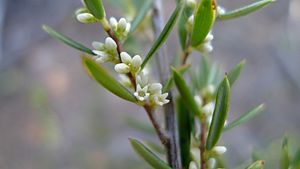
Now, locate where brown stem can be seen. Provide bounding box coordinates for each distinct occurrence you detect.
[144,104,169,145]
[200,122,207,169]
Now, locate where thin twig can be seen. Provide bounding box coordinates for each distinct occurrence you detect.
[152,0,182,168]
[200,122,207,169]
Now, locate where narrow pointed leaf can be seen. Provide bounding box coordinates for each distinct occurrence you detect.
[83,0,106,20]
[218,0,275,21]
[129,138,172,169]
[43,25,95,55]
[191,0,215,47]
[223,104,265,132]
[141,2,183,69]
[206,76,230,150]
[246,160,265,169]
[163,64,191,93]
[130,0,153,34]
[280,137,290,169]
[292,148,300,169]
[227,59,246,86]
[177,97,193,168]
[82,56,136,102]
[173,68,202,117]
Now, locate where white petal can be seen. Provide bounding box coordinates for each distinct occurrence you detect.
[92,50,108,57]
[136,72,149,87]
[120,52,132,64]
[125,23,131,34]
[208,158,216,169]
[188,161,198,169]
[105,37,117,50]
[114,63,130,74]
[203,102,215,115]
[194,95,203,106]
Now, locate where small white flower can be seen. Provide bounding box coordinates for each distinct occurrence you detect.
[118,18,128,31]
[149,83,163,94]
[208,158,216,169]
[153,93,169,106]
[213,146,227,155]
[189,161,198,169]
[105,37,117,51]
[109,17,131,40]
[131,55,142,72]
[187,15,194,32]
[114,63,130,74]
[136,72,149,87]
[76,13,96,24]
[204,32,214,43]
[217,6,226,16]
[197,42,213,54]
[203,102,215,115]
[190,148,201,167]
[134,84,150,101]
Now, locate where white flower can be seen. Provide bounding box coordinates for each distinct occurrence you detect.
[217,6,226,16]
[131,55,142,72]
[187,15,194,32]
[92,37,118,63]
[203,102,215,115]
[114,63,130,74]
[190,148,201,167]
[134,84,150,101]
[208,158,216,169]
[213,146,227,155]
[120,52,132,64]
[196,32,214,54]
[148,83,163,94]
[136,72,149,87]
[109,17,131,40]
[188,161,198,169]
[153,93,169,106]
[76,13,96,24]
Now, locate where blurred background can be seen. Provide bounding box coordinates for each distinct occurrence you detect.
[0,0,299,168]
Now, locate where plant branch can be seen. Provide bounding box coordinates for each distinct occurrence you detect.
[200,122,207,169]
[152,0,182,168]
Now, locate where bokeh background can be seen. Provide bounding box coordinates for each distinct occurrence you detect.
[0,0,299,168]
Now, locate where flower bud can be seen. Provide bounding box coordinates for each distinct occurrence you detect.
[76,13,96,24]
[187,0,197,9]
[194,95,203,107]
[95,56,109,63]
[120,52,132,64]
[109,17,118,30]
[92,41,105,50]
[105,37,117,50]
[213,146,227,155]
[187,15,194,32]
[207,158,216,169]
[131,55,142,72]
[118,18,128,31]
[217,6,226,16]
[114,63,130,74]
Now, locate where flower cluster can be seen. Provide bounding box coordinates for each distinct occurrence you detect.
[92,37,119,63]
[109,17,131,40]
[133,72,169,106]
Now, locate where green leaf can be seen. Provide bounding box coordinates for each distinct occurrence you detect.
[173,68,202,117]
[218,0,275,21]
[163,64,191,93]
[129,138,172,169]
[191,0,215,47]
[130,0,153,34]
[292,148,300,169]
[42,25,95,55]
[178,4,193,50]
[83,0,106,20]
[177,97,193,168]
[246,160,265,169]
[227,59,246,86]
[206,76,230,150]
[141,2,183,69]
[280,137,290,169]
[223,104,265,132]
[82,56,136,102]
